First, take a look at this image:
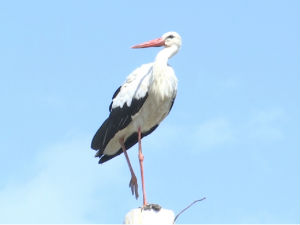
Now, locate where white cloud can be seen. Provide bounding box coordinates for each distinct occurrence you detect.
[194,117,235,150]
[218,76,241,89]
[191,108,285,152]
[0,135,127,223]
[246,108,285,141]
[164,108,286,156]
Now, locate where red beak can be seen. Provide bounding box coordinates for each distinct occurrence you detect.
[131,37,165,49]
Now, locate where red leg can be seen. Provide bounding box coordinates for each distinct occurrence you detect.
[138,127,148,206]
[119,138,139,199]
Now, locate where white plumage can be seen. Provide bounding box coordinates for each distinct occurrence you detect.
[91,31,182,207]
[105,62,177,156]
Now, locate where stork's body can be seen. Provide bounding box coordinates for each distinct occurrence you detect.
[91,32,182,206]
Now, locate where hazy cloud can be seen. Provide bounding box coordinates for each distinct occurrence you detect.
[0,135,126,223]
[194,117,235,150]
[246,108,285,141]
[173,108,285,153]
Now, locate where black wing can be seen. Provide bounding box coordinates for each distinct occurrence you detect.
[91,63,155,163]
[168,95,176,114]
[98,124,158,163]
[91,89,148,152]
[109,86,121,112]
[96,95,176,164]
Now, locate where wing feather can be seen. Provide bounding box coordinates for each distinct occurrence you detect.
[91,63,153,154]
[111,63,153,110]
[98,124,159,163]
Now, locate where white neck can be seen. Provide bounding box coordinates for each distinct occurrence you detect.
[154,45,179,66]
[150,45,179,101]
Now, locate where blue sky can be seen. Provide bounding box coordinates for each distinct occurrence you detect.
[0,0,299,223]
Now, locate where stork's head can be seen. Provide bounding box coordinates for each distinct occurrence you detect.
[131,31,182,49]
[162,31,182,48]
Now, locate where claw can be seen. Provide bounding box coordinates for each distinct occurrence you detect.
[119,138,139,200]
[129,175,139,199]
[140,203,161,212]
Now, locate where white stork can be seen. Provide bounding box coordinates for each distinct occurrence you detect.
[91,31,182,207]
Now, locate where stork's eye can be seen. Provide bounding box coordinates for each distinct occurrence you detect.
[167,35,174,39]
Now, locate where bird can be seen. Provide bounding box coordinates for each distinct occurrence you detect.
[91,31,182,207]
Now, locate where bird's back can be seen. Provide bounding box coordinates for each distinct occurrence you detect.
[91,62,177,163]
[91,63,155,162]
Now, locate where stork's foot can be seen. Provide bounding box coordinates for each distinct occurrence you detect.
[129,175,139,199]
[140,203,162,212]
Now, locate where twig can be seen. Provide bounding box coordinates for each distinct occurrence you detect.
[173,197,206,223]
